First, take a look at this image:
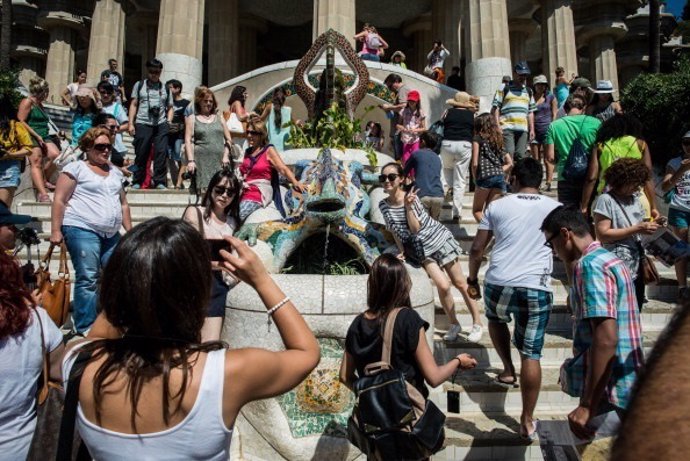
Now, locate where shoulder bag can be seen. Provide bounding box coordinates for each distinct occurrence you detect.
[35,242,71,327]
[27,311,90,461]
[347,307,446,461]
[608,193,660,285]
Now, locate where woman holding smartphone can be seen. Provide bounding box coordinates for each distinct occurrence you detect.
[377,162,483,343]
[183,169,241,340]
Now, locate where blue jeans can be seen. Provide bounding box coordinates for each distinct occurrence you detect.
[360,53,380,62]
[62,225,120,332]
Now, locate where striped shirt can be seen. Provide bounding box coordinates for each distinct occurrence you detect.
[379,197,452,257]
[492,84,536,132]
[570,241,644,410]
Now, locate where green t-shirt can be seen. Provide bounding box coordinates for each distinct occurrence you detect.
[545,114,601,178]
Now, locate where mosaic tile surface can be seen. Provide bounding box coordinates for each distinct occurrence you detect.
[278,338,354,438]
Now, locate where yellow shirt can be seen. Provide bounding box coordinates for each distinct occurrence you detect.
[0,121,33,160]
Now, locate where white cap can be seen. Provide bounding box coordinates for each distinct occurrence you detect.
[533,75,548,85]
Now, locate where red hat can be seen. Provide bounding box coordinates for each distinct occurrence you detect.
[407,90,420,102]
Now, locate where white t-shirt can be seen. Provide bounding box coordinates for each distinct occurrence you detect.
[0,307,63,460]
[62,161,124,237]
[479,193,561,291]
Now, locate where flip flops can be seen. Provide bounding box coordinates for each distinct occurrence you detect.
[494,375,519,388]
[520,420,539,442]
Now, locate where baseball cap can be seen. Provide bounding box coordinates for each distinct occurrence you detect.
[0,202,31,226]
[407,90,421,102]
[514,61,531,75]
[571,77,591,89]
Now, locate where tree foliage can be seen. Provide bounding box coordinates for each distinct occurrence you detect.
[0,68,22,107]
[621,56,690,164]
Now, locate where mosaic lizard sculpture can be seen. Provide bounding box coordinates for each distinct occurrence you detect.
[235,148,388,271]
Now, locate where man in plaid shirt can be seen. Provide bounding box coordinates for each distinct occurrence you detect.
[541,206,643,440]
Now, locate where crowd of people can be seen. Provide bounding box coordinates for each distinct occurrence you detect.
[1,46,689,461]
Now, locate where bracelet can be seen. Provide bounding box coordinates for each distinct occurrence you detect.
[188,160,195,163]
[454,356,462,367]
[267,296,290,332]
[467,277,478,284]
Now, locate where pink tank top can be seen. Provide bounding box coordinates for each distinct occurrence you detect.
[240,146,272,203]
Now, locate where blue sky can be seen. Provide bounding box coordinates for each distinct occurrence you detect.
[666,0,686,18]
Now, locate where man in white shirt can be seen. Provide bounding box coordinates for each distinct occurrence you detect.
[467,158,561,440]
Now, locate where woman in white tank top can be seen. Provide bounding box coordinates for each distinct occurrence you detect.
[62,218,320,460]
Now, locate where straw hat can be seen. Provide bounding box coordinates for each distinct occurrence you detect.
[593,80,614,94]
[445,91,479,109]
[391,50,406,61]
[533,75,548,85]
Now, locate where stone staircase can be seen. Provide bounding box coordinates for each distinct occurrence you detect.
[13,187,678,461]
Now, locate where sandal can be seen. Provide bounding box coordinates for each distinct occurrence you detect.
[519,420,539,442]
[37,193,51,203]
[494,375,519,388]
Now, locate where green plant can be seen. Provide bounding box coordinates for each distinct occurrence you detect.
[0,69,22,107]
[286,102,378,167]
[621,56,690,165]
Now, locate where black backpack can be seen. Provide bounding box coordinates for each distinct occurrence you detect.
[347,308,446,461]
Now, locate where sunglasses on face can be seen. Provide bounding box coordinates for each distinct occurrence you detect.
[379,173,400,183]
[213,186,235,197]
[246,130,260,136]
[99,124,117,131]
[93,143,112,152]
[543,234,557,249]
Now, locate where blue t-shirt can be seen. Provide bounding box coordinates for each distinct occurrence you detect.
[404,148,444,198]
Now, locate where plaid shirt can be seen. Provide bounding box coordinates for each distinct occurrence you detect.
[570,241,644,410]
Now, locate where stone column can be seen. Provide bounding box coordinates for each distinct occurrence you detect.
[432,0,462,71]
[403,14,433,73]
[86,0,126,87]
[16,56,44,89]
[156,0,205,96]
[463,0,512,113]
[237,16,267,75]
[589,34,620,93]
[207,0,238,85]
[508,19,536,66]
[541,0,578,86]
[44,26,76,104]
[312,0,355,45]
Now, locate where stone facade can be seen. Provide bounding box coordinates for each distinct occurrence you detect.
[7,0,651,103]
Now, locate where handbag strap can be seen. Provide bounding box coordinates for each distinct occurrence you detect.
[41,242,57,268]
[56,349,92,461]
[183,205,205,237]
[58,242,69,279]
[33,307,50,404]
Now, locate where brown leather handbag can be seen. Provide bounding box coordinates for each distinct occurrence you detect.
[35,242,71,327]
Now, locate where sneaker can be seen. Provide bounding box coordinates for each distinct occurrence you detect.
[132,183,141,190]
[467,324,483,343]
[155,183,167,190]
[443,324,462,341]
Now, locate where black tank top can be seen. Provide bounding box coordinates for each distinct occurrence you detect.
[442,108,474,142]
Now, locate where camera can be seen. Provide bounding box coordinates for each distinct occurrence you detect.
[148,105,161,119]
[182,170,196,181]
[17,227,40,247]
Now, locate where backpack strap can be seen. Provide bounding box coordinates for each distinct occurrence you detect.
[381,307,403,365]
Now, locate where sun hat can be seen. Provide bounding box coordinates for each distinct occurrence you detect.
[391,51,406,61]
[407,90,421,102]
[445,91,478,109]
[683,131,690,139]
[514,61,531,75]
[533,75,548,85]
[593,80,615,94]
[0,202,31,226]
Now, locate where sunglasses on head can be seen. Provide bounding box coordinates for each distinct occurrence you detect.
[213,186,235,197]
[93,143,112,152]
[247,130,260,136]
[379,173,400,183]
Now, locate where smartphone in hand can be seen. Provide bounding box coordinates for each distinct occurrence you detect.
[207,239,232,262]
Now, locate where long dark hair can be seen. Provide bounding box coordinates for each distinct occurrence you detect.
[596,113,644,145]
[0,251,32,339]
[474,113,504,152]
[0,95,17,140]
[271,88,286,130]
[80,218,225,430]
[201,168,241,223]
[228,85,246,108]
[367,254,412,315]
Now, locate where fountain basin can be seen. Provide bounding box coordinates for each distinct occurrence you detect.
[223,270,435,461]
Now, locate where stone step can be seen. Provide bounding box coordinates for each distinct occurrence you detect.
[435,299,675,333]
[433,329,659,372]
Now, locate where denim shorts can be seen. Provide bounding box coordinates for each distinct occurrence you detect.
[475,174,506,192]
[669,208,690,229]
[484,283,553,360]
[0,160,21,188]
[425,238,462,267]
